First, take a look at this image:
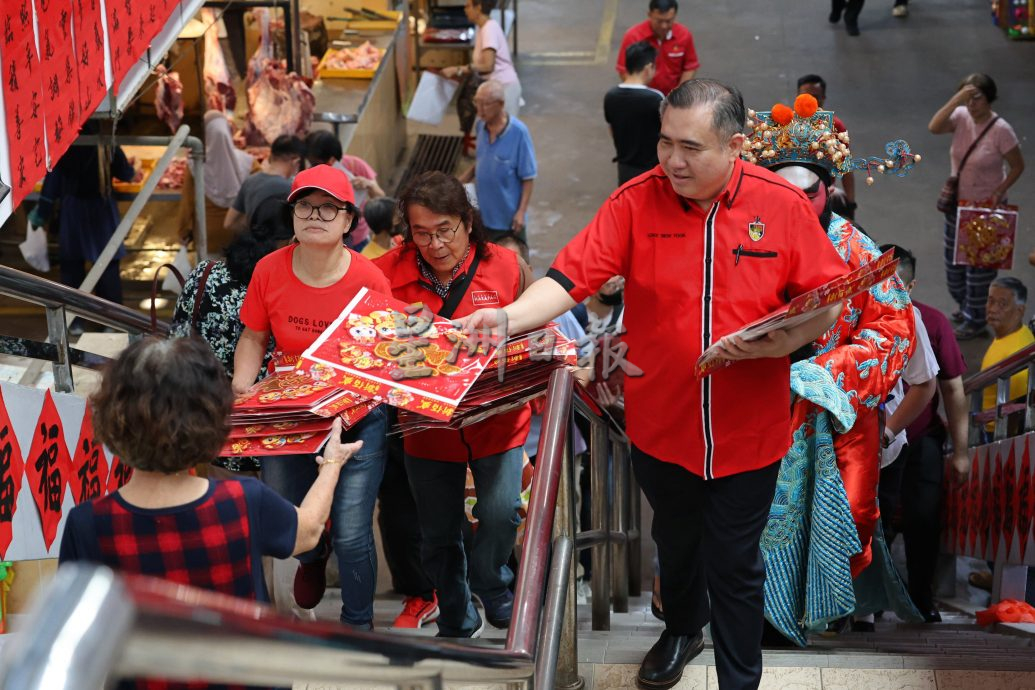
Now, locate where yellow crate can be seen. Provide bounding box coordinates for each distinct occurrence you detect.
[339,9,401,31]
[317,47,386,79]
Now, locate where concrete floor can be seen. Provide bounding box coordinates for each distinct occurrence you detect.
[482,0,1035,373]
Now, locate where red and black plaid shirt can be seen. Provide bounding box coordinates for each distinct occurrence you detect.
[60,478,296,690]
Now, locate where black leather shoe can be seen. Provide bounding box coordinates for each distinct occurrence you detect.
[637,631,705,689]
[921,608,942,623]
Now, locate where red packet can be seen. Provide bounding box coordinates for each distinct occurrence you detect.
[299,288,499,421]
[230,418,334,439]
[25,391,73,550]
[220,429,335,458]
[234,372,340,411]
[953,204,1018,270]
[0,389,26,559]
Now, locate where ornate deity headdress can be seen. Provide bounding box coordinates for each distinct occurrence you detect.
[742,94,921,185]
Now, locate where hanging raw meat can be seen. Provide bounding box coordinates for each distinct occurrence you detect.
[247,8,274,87]
[154,68,184,133]
[245,64,315,145]
[202,8,237,112]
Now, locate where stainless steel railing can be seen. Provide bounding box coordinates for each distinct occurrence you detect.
[0,265,167,392]
[964,340,1035,443]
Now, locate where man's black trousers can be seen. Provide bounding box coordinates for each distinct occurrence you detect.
[631,446,780,690]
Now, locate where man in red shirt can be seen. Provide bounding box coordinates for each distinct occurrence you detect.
[616,0,699,95]
[465,80,848,690]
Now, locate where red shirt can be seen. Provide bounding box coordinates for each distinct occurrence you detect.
[375,242,531,462]
[241,243,392,357]
[616,21,700,95]
[548,160,848,479]
[906,301,968,443]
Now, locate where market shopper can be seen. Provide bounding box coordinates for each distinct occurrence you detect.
[605,41,664,186]
[223,134,306,235]
[29,124,135,307]
[441,0,522,116]
[979,277,1034,427]
[361,196,404,260]
[198,110,256,250]
[59,337,361,611]
[616,0,699,95]
[171,198,294,476]
[463,80,849,688]
[233,165,390,629]
[928,73,1025,341]
[829,0,865,35]
[795,75,857,220]
[305,130,386,251]
[459,80,536,243]
[374,171,533,638]
[878,244,970,623]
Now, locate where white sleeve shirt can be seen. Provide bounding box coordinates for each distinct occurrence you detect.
[882,307,940,467]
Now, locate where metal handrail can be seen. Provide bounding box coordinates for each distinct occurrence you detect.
[0,265,163,335]
[963,341,1035,393]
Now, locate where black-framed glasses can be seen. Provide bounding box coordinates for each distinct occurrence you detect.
[411,219,463,247]
[292,200,351,222]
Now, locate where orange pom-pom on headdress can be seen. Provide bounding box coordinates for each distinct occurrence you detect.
[770,104,794,126]
[794,94,819,118]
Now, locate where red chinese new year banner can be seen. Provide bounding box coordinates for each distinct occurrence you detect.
[24,391,73,550]
[71,406,109,505]
[946,433,1035,567]
[71,0,108,117]
[0,389,26,559]
[2,0,48,208]
[37,0,82,164]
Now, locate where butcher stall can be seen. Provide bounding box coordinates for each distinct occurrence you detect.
[1,0,409,320]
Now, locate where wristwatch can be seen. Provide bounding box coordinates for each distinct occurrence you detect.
[881,427,896,449]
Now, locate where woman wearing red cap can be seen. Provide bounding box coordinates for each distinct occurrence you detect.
[233,164,391,629]
[374,171,533,638]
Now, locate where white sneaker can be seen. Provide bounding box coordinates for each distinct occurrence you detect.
[892,5,909,17]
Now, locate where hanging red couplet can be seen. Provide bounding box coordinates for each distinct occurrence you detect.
[72,0,108,117]
[105,455,133,494]
[25,391,73,550]
[37,0,82,164]
[2,0,48,208]
[71,407,109,504]
[0,389,26,560]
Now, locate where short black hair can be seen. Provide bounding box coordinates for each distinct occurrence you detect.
[494,232,530,264]
[470,0,498,11]
[796,74,827,94]
[663,79,745,141]
[649,0,678,12]
[270,135,306,162]
[992,276,1027,305]
[305,130,343,166]
[879,243,916,285]
[363,196,398,234]
[624,41,658,75]
[959,73,998,104]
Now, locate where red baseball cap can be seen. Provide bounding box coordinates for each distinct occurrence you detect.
[287,164,356,205]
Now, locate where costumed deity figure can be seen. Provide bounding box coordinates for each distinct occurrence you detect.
[744,94,924,644]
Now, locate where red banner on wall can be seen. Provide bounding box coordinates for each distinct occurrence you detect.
[2,0,48,207]
[0,389,26,560]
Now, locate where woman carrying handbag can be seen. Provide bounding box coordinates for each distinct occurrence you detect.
[929,73,1025,341]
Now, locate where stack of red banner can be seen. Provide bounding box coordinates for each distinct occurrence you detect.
[221,372,376,457]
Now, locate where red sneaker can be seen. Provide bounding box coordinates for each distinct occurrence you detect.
[293,545,331,610]
[393,593,440,629]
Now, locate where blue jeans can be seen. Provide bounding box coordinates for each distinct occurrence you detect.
[404,447,523,636]
[261,406,386,627]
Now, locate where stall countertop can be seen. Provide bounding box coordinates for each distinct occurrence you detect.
[311,29,399,127]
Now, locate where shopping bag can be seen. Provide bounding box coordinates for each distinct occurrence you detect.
[406,71,459,126]
[19,221,50,272]
[161,244,193,294]
[953,203,1018,270]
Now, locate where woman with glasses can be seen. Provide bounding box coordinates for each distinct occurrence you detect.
[928,73,1025,341]
[374,171,533,638]
[233,164,391,629]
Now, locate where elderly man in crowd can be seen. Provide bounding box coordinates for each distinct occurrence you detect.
[616,0,699,95]
[465,79,848,690]
[980,277,1034,433]
[460,80,537,243]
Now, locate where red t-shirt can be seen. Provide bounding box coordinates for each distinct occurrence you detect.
[548,160,848,479]
[905,301,968,443]
[616,21,699,95]
[375,243,530,463]
[240,243,392,358]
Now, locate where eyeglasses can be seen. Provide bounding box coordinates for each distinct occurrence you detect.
[411,219,463,247]
[292,200,351,222]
